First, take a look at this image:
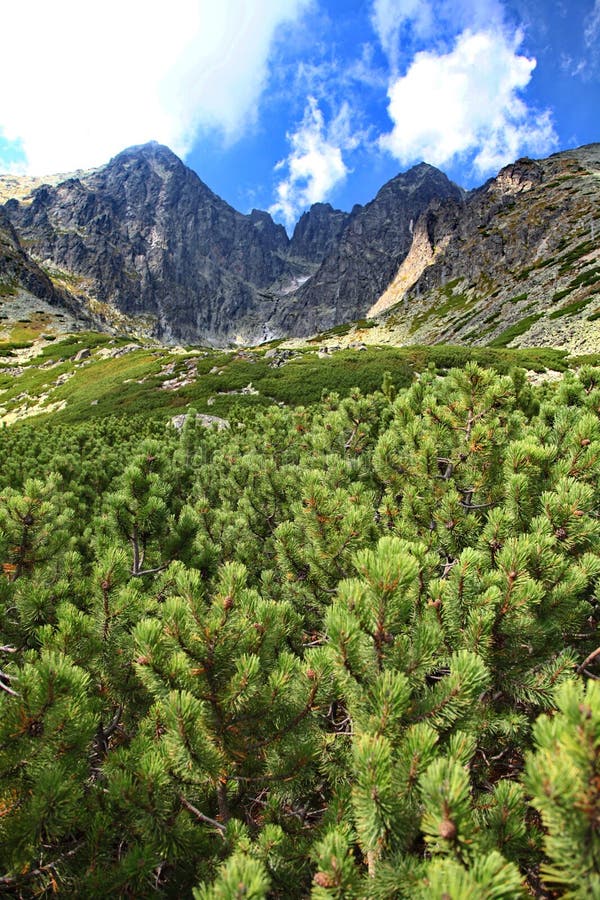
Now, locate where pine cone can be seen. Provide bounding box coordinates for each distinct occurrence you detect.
[314,872,334,888]
[438,818,457,840]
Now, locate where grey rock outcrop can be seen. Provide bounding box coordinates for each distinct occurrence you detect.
[2,144,464,344]
[398,157,548,299]
[370,145,600,355]
[0,208,65,304]
[5,144,309,344]
[271,163,464,335]
[397,149,599,309]
[288,203,350,264]
[0,207,91,327]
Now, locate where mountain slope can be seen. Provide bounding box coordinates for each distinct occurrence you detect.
[368,144,600,354]
[2,145,463,344]
[0,207,92,335]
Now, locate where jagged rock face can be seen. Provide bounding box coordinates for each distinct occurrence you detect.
[407,149,598,302]
[404,157,549,296]
[248,209,289,255]
[372,146,600,355]
[369,207,453,318]
[0,207,71,307]
[289,203,351,264]
[3,145,464,343]
[272,164,464,335]
[4,143,302,343]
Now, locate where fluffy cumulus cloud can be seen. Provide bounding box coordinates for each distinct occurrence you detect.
[379,27,557,175]
[0,0,310,174]
[269,97,358,229]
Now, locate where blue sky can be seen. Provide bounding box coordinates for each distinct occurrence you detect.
[0,1,598,231]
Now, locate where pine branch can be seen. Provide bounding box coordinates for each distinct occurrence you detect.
[344,421,361,452]
[441,557,457,578]
[246,683,319,753]
[230,767,308,784]
[179,794,226,837]
[0,842,83,892]
[0,645,18,698]
[437,458,454,480]
[130,564,168,577]
[458,488,493,510]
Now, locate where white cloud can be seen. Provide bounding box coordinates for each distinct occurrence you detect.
[380,28,557,175]
[557,1,600,80]
[269,97,358,229]
[585,0,600,45]
[371,0,433,69]
[560,53,588,77]
[371,0,505,65]
[0,0,310,174]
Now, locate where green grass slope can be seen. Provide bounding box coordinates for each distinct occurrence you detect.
[0,330,575,427]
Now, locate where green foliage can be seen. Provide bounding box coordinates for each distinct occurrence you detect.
[410,285,475,332]
[1,361,600,896]
[0,329,574,430]
[570,266,600,290]
[556,240,595,274]
[488,314,543,347]
[194,853,271,899]
[0,339,33,355]
[548,295,596,319]
[525,680,600,897]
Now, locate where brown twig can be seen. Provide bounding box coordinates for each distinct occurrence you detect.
[577,646,600,674]
[0,842,83,891]
[179,795,226,837]
[0,670,17,697]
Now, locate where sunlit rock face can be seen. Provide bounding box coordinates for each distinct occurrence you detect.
[370,145,600,355]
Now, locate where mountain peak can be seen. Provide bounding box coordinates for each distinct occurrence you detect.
[288,202,350,264]
[113,140,177,157]
[108,141,184,169]
[373,162,460,205]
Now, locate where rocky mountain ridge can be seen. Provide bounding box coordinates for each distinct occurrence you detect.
[0,143,464,344]
[3,143,297,343]
[275,163,463,335]
[1,141,599,350]
[0,207,94,335]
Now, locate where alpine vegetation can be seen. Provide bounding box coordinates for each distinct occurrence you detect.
[1,362,600,896]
